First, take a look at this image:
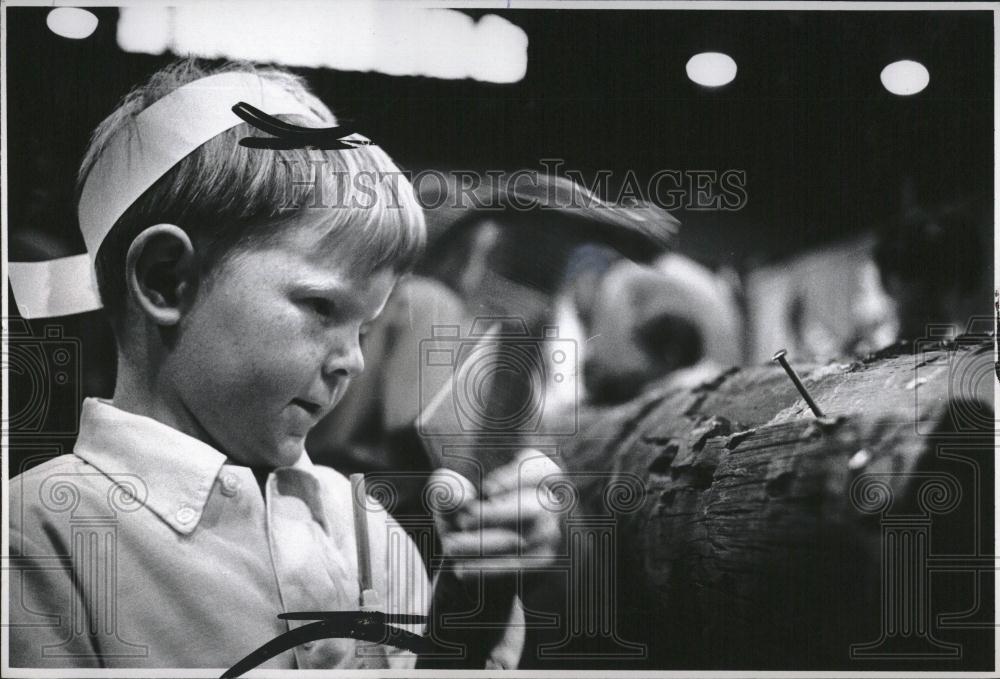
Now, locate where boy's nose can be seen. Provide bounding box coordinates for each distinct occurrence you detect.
[322,338,365,379]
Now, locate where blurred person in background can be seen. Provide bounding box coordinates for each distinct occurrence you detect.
[578,252,743,404]
[874,202,988,345]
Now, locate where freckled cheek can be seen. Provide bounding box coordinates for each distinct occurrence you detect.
[244,316,330,394]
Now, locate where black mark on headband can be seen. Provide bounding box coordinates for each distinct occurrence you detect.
[232,102,375,150]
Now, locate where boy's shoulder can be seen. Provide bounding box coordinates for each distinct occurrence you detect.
[10,453,93,495]
[9,454,126,534]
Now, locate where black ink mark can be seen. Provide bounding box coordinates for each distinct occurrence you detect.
[232,102,375,150]
[221,610,431,677]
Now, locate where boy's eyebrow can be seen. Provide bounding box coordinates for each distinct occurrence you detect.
[293,280,352,296]
[290,278,382,320]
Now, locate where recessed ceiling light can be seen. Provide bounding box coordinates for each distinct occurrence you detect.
[46,7,99,40]
[117,6,527,83]
[686,52,737,88]
[880,60,930,96]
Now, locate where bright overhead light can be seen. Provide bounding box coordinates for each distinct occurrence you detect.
[686,52,737,88]
[46,7,98,40]
[117,6,528,84]
[116,6,170,54]
[880,60,930,96]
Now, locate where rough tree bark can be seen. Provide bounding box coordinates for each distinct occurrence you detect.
[544,338,995,670]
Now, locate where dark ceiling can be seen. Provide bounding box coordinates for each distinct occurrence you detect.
[5,7,993,267]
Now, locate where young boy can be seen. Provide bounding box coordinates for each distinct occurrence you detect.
[7,60,559,670]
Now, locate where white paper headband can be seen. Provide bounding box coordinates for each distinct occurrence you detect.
[10,73,321,319]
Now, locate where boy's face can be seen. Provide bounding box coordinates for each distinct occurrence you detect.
[167,219,397,469]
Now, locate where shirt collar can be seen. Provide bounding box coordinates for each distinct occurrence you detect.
[72,398,231,534]
[269,453,330,531]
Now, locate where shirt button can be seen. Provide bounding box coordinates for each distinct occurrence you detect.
[220,473,241,497]
[175,505,197,525]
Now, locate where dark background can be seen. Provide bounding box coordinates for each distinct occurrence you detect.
[6,7,994,269]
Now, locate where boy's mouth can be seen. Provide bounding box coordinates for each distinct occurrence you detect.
[291,398,323,417]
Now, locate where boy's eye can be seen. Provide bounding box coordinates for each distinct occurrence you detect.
[304,298,335,318]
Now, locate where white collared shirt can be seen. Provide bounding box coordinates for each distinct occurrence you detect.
[8,398,430,669]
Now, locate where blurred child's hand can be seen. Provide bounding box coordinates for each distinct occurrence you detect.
[429,449,564,579]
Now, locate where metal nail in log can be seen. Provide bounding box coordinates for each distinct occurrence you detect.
[772,348,825,418]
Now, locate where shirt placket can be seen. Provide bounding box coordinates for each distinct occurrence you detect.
[264,468,360,669]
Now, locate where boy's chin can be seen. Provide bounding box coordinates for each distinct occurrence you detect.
[272,436,308,467]
[234,436,306,470]
[207,411,312,467]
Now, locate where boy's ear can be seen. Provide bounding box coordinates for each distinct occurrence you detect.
[125,224,198,326]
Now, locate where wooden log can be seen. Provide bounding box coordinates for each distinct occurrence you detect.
[547,339,994,669]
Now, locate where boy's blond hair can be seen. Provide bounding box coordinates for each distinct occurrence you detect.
[79,59,425,329]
